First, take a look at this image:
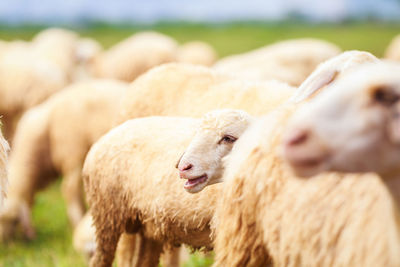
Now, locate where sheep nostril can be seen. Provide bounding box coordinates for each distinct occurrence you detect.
[180,164,193,172]
[286,129,309,147]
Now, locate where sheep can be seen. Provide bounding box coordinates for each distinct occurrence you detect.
[176,41,217,66]
[73,212,188,266]
[0,49,69,140]
[72,37,104,81]
[174,52,395,266]
[32,28,104,82]
[32,28,80,78]
[0,130,9,210]
[290,50,380,102]
[90,31,179,82]
[282,62,400,182]
[213,38,341,86]
[73,212,97,261]
[211,55,400,266]
[118,63,295,122]
[0,79,128,241]
[385,34,400,61]
[83,109,254,267]
[174,51,379,196]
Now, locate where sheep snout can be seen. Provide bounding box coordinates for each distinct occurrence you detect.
[283,127,332,178]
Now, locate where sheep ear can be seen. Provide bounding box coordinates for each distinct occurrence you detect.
[290,69,338,103]
[19,202,35,240]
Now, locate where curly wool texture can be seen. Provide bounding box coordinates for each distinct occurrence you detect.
[84,116,223,267]
[1,79,128,238]
[213,102,400,267]
[213,38,341,86]
[119,63,295,122]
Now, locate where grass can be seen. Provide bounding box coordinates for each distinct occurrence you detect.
[0,21,399,267]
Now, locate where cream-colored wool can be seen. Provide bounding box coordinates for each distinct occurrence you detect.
[290,50,379,102]
[0,129,9,210]
[0,79,128,241]
[385,34,400,61]
[176,41,217,66]
[0,40,31,60]
[73,37,104,81]
[213,104,400,267]
[90,31,179,82]
[213,38,341,86]
[32,28,104,82]
[32,28,80,79]
[284,62,400,179]
[83,110,253,267]
[0,49,68,140]
[73,212,96,261]
[119,63,295,122]
[212,53,400,266]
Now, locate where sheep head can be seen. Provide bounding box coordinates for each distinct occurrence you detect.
[282,62,400,179]
[177,109,253,193]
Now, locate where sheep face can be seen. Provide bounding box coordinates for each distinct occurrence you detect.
[177,109,253,193]
[282,63,400,178]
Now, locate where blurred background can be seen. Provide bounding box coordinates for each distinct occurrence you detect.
[0,1,399,266]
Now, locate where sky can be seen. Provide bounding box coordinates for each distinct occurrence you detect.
[0,0,399,24]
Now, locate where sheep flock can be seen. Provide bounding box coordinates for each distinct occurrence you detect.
[1,27,400,267]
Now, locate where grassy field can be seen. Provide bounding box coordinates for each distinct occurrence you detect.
[0,22,399,267]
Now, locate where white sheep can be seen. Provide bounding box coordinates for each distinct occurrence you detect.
[73,212,97,261]
[90,31,179,82]
[177,51,379,195]
[177,52,400,266]
[211,57,400,266]
[73,212,189,266]
[213,38,341,86]
[32,28,80,78]
[176,41,217,66]
[385,34,400,61]
[0,49,69,140]
[0,79,128,241]
[290,50,379,102]
[118,63,295,122]
[283,62,400,181]
[83,109,253,267]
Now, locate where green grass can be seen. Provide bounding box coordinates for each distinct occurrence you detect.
[0,22,399,267]
[1,22,400,56]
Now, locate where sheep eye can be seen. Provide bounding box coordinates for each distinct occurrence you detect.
[373,86,399,106]
[218,135,237,144]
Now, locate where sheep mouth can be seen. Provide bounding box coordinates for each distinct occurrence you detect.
[288,155,330,177]
[183,174,208,190]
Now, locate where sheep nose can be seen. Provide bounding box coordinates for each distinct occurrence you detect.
[179,163,193,172]
[285,129,309,147]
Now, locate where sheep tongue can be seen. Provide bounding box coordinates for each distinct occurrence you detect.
[184,175,207,188]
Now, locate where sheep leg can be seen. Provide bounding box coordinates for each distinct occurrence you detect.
[1,113,17,143]
[61,167,86,227]
[160,246,182,267]
[116,233,137,267]
[90,220,123,267]
[132,234,163,267]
